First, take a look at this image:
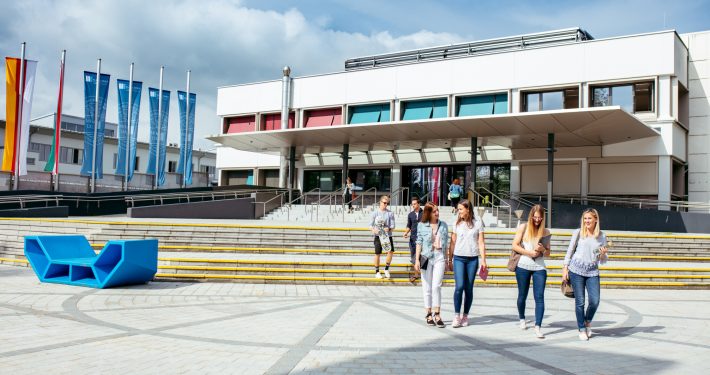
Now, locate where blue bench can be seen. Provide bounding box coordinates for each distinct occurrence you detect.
[24,235,158,288]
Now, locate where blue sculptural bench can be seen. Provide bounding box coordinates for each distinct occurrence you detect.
[24,235,158,288]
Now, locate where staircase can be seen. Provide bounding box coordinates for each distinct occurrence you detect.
[1,217,709,288]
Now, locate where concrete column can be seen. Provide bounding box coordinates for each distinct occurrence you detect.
[658,156,672,210]
[391,165,402,205]
[581,159,589,199]
[279,148,288,188]
[288,146,296,202]
[470,137,478,202]
[342,144,349,190]
[510,161,520,194]
[547,133,556,228]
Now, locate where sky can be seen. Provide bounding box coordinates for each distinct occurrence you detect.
[0,0,708,151]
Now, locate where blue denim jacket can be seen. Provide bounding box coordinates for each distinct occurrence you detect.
[416,220,449,259]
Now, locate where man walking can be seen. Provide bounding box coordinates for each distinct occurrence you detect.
[404,196,423,282]
[371,195,395,279]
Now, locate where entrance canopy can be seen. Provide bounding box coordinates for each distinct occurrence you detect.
[208,107,659,154]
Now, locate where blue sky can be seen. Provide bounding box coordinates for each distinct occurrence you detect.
[0,0,708,149]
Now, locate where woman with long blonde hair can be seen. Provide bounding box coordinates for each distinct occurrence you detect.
[563,208,608,341]
[511,204,550,338]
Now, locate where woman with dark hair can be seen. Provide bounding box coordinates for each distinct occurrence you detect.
[415,202,449,328]
[511,204,550,338]
[448,199,487,328]
[563,208,608,341]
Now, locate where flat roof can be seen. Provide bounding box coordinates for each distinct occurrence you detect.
[208,107,659,154]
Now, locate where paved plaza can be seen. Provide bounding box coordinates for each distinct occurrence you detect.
[1,265,709,374]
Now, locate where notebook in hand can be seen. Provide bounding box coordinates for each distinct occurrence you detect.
[538,234,552,248]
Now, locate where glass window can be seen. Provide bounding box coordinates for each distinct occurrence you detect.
[349,103,390,124]
[541,91,563,111]
[457,95,494,116]
[493,93,508,114]
[401,98,448,120]
[634,82,653,112]
[524,93,540,112]
[593,87,610,107]
[563,88,579,109]
[612,85,633,113]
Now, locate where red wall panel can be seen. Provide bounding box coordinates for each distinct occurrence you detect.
[224,115,256,133]
[262,113,295,131]
[304,108,342,128]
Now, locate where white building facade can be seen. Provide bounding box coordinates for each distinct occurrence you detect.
[211,28,710,208]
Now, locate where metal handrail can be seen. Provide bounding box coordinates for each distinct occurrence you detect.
[305,188,344,221]
[468,187,512,228]
[386,187,410,215]
[0,194,63,209]
[125,188,287,207]
[254,191,286,218]
[516,192,710,213]
[342,187,376,222]
[285,188,320,221]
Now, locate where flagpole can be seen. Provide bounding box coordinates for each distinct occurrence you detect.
[91,58,101,193]
[182,70,190,188]
[154,65,164,190]
[54,50,66,192]
[13,42,26,191]
[124,62,134,191]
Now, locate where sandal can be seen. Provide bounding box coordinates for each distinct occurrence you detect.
[409,274,419,283]
[426,312,435,326]
[434,313,445,328]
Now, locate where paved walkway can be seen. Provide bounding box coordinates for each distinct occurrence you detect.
[1,264,709,374]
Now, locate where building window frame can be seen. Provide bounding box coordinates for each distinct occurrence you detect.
[521,87,579,112]
[590,80,655,113]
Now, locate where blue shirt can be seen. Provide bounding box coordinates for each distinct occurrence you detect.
[449,184,463,198]
[416,220,450,259]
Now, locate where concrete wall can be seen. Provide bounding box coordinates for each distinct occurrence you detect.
[683,31,710,206]
[128,197,256,219]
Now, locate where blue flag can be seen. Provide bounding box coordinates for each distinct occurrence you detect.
[177,91,196,185]
[81,71,110,179]
[146,88,170,186]
[116,79,142,179]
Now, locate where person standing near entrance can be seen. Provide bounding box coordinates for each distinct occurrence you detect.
[563,208,608,341]
[449,178,463,213]
[344,176,355,213]
[404,196,423,282]
[449,199,487,328]
[511,204,550,339]
[370,195,395,279]
[415,202,449,328]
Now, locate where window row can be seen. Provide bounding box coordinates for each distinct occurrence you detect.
[223,81,654,134]
[303,169,392,192]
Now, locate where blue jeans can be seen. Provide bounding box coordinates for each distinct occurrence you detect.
[453,255,478,314]
[569,271,601,330]
[515,267,547,327]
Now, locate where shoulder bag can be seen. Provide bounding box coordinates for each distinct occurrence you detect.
[561,231,580,298]
[506,223,527,272]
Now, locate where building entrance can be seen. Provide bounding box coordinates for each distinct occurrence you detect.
[403,164,510,207]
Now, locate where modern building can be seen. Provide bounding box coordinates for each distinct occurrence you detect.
[0,114,217,191]
[210,28,710,211]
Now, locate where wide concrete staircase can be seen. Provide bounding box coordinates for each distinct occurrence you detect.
[1,217,709,288]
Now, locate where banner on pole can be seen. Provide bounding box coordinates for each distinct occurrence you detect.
[177,91,196,185]
[44,54,65,174]
[146,88,170,186]
[80,71,110,178]
[3,57,38,175]
[116,79,142,178]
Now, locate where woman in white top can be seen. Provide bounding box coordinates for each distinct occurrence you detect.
[511,204,551,339]
[448,200,487,328]
[414,202,449,328]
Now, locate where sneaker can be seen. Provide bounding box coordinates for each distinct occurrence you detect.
[519,319,527,330]
[585,323,593,338]
[452,315,462,328]
[434,313,445,328]
[578,330,589,341]
[534,326,545,339]
[375,272,382,279]
[461,315,469,327]
[384,270,391,279]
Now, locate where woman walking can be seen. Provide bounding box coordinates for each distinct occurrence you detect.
[511,205,550,338]
[448,178,463,213]
[563,208,608,341]
[344,176,355,213]
[448,200,487,328]
[415,202,449,328]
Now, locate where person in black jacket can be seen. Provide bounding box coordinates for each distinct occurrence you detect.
[403,196,423,282]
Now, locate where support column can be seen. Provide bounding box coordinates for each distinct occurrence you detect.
[279,148,288,188]
[581,158,589,202]
[470,137,478,203]
[288,146,296,203]
[510,161,520,194]
[342,143,350,194]
[547,133,556,228]
[658,156,672,210]
[391,165,401,205]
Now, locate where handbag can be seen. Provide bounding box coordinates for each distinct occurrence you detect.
[419,255,429,270]
[561,232,581,298]
[506,223,526,272]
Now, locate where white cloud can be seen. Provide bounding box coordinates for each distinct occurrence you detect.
[0,0,464,151]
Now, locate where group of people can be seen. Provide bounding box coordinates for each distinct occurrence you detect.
[370,194,609,340]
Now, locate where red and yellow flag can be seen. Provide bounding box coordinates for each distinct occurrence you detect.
[3,57,37,174]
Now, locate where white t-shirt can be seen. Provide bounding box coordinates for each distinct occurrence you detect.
[453,220,484,257]
[517,239,546,271]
